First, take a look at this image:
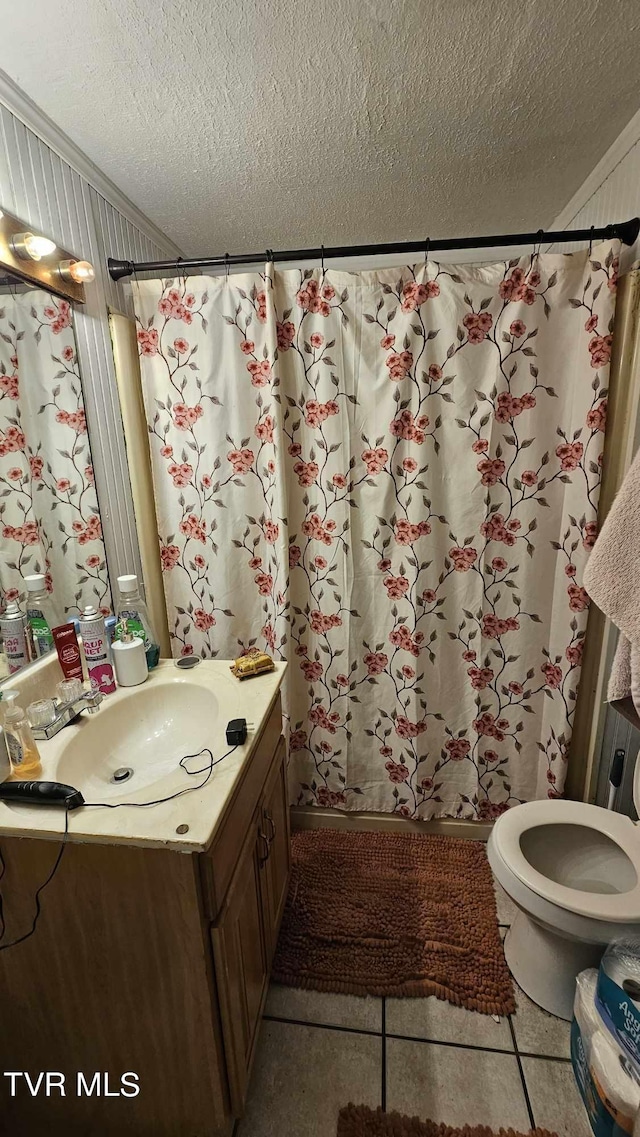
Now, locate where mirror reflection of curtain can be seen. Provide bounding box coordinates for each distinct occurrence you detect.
[0,288,111,620]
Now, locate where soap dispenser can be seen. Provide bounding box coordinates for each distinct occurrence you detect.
[2,690,43,778]
[111,618,149,687]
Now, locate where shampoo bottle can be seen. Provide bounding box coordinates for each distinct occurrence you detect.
[116,575,160,669]
[24,574,56,658]
[2,691,42,778]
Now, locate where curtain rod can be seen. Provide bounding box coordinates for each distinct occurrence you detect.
[108,217,640,282]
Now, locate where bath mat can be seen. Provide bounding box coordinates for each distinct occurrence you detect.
[272,828,515,1014]
[337,1104,559,1137]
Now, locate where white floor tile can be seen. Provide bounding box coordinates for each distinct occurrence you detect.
[386,995,513,1051]
[386,1037,530,1132]
[265,983,381,1032]
[511,982,571,1058]
[493,874,517,925]
[521,1056,591,1136]
[238,1019,381,1137]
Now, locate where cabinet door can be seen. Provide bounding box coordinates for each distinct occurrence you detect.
[211,811,269,1116]
[259,738,291,962]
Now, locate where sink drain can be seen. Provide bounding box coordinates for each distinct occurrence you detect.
[111,767,134,784]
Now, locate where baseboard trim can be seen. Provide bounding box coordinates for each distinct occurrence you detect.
[290,806,491,840]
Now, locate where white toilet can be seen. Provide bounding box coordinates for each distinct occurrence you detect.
[487,781,640,1020]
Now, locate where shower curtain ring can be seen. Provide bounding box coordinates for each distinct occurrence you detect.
[320,244,325,275]
[266,248,274,265]
[175,256,184,281]
[424,236,430,263]
[224,253,230,281]
[589,226,595,256]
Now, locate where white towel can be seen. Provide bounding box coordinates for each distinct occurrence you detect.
[583,447,640,729]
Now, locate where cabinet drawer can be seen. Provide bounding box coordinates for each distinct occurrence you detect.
[199,693,282,920]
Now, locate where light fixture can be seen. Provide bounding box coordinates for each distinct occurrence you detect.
[10,231,57,261]
[58,259,96,284]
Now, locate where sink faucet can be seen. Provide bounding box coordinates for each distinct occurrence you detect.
[28,685,103,740]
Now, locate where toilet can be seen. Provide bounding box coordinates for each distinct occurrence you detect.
[487,781,640,1020]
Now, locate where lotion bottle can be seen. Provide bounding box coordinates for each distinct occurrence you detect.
[111,619,148,687]
[2,691,42,778]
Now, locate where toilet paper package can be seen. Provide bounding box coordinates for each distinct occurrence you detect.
[597,938,640,1071]
[571,968,640,1136]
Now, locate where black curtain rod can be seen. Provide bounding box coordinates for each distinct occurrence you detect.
[108,217,640,281]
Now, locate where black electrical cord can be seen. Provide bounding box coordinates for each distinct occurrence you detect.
[0,744,237,951]
[83,744,237,808]
[0,806,69,952]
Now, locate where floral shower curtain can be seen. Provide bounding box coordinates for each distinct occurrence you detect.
[0,289,110,621]
[133,242,617,819]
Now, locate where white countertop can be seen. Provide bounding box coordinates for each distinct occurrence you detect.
[0,660,286,853]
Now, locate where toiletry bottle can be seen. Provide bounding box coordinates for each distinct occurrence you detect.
[0,599,33,674]
[78,606,116,694]
[115,574,160,669]
[111,618,149,687]
[24,573,56,658]
[2,691,42,779]
[0,725,10,783]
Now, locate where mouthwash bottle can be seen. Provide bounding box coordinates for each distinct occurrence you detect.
[24,573,56,658]
[115,574,160,669]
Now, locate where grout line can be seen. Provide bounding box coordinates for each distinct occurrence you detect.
[386,1031,516,1057]
[263,1013,382,1038]
[264,1013,571,1062]
[508,1015,536,1130]
[518,1051,572,1063]
[381,997,387,1111]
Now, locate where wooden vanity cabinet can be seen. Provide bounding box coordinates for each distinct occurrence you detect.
[0,694,290,1137]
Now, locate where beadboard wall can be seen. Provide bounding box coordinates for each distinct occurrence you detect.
[548,106,640,261]
[0,73,181,584]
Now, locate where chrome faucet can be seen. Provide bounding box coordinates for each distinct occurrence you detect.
[28,685,103,740]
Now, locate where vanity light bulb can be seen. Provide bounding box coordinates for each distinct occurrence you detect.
[11,231,57,261]
[58,259,96,284]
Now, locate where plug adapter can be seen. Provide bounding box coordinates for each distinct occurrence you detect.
[226,717,248,746]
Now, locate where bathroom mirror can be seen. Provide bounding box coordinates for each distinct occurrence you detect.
[0,269,111,680]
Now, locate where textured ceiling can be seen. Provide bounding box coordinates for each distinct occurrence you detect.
[1,0,640,255]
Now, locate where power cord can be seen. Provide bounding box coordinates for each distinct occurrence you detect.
[83,744,237,808]
[0,743,237,951]
[0,806,69,952]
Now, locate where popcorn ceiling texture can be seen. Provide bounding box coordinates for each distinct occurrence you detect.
[1,0,639,254]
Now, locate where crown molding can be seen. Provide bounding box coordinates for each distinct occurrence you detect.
[0,67,183,257]
[551,105,640,231]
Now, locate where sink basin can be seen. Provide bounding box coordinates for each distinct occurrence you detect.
[56,678,219,802]
[0,658,285,851]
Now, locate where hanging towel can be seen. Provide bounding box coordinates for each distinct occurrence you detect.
[583,447,640,729]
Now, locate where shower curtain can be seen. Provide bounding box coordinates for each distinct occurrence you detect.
[133,242,617,819]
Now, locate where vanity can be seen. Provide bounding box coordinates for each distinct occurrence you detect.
[0,660,290,1136]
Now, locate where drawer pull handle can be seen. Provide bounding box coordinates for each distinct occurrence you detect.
[258,831,271,863]
[263,811,276,842]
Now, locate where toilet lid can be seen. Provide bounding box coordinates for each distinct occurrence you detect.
[492,799,640,921]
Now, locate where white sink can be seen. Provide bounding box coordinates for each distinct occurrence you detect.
[56,679,220,802]
[0,659,286,851]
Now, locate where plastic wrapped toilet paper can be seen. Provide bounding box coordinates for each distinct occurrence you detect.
[575,969,602,1051]
[598,938,640,1070]
[590,1028,640,1127]
[572,967,640,1135]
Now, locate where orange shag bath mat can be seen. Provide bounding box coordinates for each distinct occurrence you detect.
[272,829,515,1015]
[337,1105,557,1137]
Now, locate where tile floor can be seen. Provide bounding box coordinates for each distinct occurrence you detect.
[236,876,591,1137]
